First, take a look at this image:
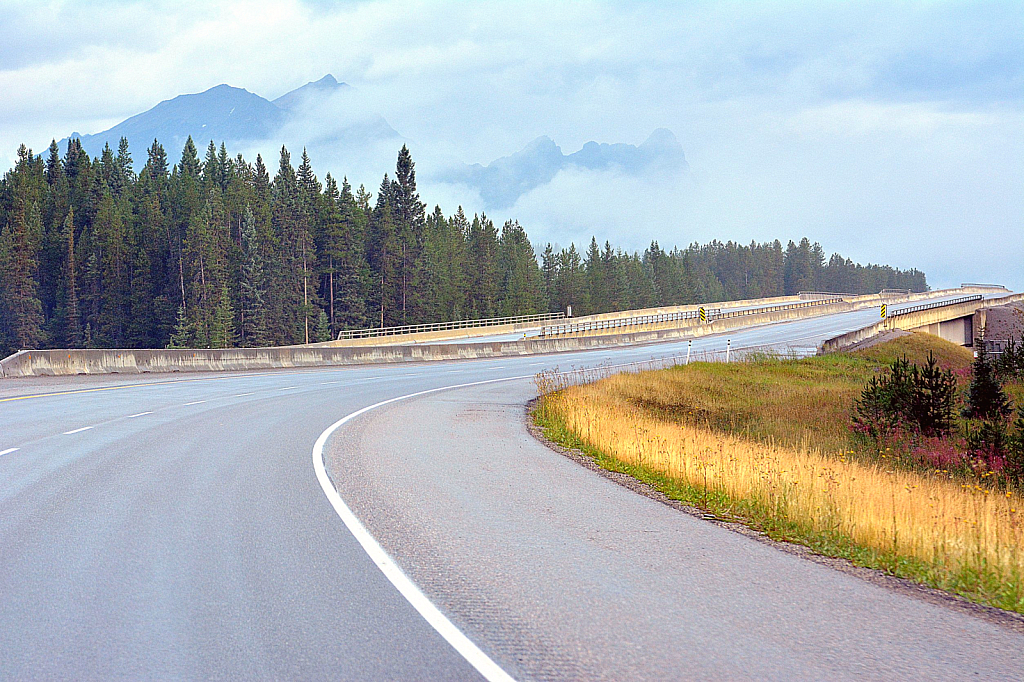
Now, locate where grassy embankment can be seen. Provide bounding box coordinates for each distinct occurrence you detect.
[534,333,1024,613]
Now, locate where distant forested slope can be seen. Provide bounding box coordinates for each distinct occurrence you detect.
[0,138,927,355]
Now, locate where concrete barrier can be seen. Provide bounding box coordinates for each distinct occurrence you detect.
[1,299,855,378]
[2,288,1008,377]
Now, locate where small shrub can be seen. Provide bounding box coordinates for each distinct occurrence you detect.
[1006,404,1024,485]
[853,353,957,438]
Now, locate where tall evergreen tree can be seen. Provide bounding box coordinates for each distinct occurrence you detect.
[0,198,45,349]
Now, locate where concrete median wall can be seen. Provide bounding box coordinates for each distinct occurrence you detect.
[1,299,855,378]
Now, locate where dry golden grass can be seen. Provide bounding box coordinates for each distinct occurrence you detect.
[588,332,977,455]
[540,370,1024,610]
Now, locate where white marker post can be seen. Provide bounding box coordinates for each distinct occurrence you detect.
[686,339,692,365]
[726,339,731,363]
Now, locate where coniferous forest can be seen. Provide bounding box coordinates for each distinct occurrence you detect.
[0,138,928,356]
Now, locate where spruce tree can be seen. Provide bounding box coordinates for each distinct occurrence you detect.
[167,305,193,348]
[965,338,1011,420]
[315,308,331,342]
[61,208,82,346]
[0,198,45,349]
[498,220,544,316]
[239,205,268,346]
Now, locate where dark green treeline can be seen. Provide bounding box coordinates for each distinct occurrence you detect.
[0,138,928,355]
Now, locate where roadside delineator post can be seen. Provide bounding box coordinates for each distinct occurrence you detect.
[686,340,692,365]
[726,339,731,363]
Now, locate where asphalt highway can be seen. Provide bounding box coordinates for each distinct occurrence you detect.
[1,301,1020,679]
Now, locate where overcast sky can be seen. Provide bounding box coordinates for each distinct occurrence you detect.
[1,0,1021,289]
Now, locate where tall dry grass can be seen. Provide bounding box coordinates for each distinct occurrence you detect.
[540,371,1024,611]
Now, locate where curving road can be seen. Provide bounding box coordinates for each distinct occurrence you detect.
[1,302,1021,680]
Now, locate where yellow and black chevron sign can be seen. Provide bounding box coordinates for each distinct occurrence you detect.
[699,307,707,323]
[881,304,887,318]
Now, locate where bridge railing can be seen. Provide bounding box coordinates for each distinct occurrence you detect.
[539,297,845,338]
[799,291,854,299]
[539,309,720,337]
[889,294,983,318]
[338,311,566,340]
[961,283,1009,290]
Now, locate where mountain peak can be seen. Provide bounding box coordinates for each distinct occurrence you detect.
[444,129,686,209]
[273,74,349,111]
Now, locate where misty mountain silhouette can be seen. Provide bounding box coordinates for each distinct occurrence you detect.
[63,75,398,160]
[443,128,688,209]
[58,76,684,204]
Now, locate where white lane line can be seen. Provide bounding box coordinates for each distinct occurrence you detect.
[0,448,19,456]
[63,426,94,435]
[126,411,153,419]
[319,381,340,385]
[233,392,255,398]
[279,386,298,391]
[312,375,529,682]
[184,400,206,406]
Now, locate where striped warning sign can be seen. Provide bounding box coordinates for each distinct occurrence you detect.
[699,307,707,323]
[881,304,887,318]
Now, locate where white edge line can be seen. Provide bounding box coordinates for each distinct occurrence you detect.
[63,426,94,435]
[126,411,153,418]
[234,392,255,397]
[312,375,529,682]
[184,400,206,406]
[0,447,18,456]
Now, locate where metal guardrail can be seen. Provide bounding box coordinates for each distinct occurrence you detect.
[338,311,566,339]
[539,297,845,338]
[888,294,983,318]
[539,309,721,337]
[961,283,1009,289]
[535,343,819,393]
[880,288,912,297]
[799,291,854,299]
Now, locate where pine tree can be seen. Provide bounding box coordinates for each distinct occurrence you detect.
[965,337,1011,420]
[541,243,558,312]
[239,205,268,346]
[61,208,82,345]
[210,284,236,348]
[556,244,589,316]
[0,198,45,349]
[467,213,501,318]
[178,136,201,178]
[314,308,331,342]
[167,305,193,348]
[498,220,543,316]
[584,236,605,314]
